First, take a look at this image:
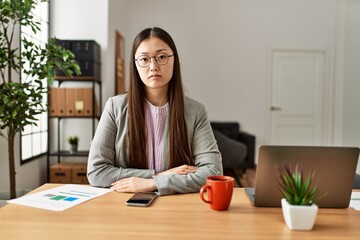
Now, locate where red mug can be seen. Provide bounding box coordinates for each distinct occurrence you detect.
[200,175,234,211]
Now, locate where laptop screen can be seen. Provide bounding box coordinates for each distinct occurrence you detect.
[252,145,359,208]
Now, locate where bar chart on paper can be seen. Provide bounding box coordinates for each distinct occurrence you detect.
[7,184,111,211]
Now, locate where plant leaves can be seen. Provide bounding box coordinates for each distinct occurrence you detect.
[275,162,325,205]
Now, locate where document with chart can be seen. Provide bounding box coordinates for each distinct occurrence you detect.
[350,192,360,211]
[7,184,111,211]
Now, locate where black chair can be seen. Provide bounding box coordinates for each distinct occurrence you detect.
[210,122,256,186]
[354,174,360,189]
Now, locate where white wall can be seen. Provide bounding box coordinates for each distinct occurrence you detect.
[49,0,108,158]
[92,0,360,172]
[1,0,359,194]
[109,0,345,145]
[343,0,360,173]
[343,0,360,144]
[0,137,47,195]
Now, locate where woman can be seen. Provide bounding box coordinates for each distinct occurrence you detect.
[87,27,222,195]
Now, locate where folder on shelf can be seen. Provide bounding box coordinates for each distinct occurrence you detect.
[83,88,93,116]
[49,87,58,116]
[75,88,84,116]
[83,88,99,117]
[65,88,76,116]
[57,88,66,117]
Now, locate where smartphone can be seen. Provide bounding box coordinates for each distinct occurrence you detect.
[125,192,158,207]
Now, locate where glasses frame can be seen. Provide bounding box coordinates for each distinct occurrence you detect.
[134,53,174,68]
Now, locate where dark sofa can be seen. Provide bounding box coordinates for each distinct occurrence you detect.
[210,122,256,186]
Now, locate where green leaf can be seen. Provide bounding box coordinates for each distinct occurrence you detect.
[1,0,81,141]
[275,162,326,206]
[62,51,69,61]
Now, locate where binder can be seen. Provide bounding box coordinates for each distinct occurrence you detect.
[75,88,84,116]
[83,88,93,116]
[57,88,66,116]
[65,88,76,116]
[49,87,58,116]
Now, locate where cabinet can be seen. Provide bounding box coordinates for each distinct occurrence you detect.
[47,77,101,182]
[47,40,101,183]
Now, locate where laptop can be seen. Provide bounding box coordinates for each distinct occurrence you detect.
[245,145,359,208]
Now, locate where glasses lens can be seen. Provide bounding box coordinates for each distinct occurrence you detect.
[136,54,171,67]
[137,55,150,67]
[156,54,169,65]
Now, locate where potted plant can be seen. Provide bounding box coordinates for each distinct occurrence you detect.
[0,0,80,199]
[276,162,325,231]
[67,136,79,153]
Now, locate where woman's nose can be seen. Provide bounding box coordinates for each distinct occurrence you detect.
[149,58,159,71]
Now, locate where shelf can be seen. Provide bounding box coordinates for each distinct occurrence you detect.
[48,39,102,182]
[54,76,101,83]
[49,115,100,119]
[49,151,89,157]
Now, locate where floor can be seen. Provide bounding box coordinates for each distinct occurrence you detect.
[239,168,256,188]
[0,200,7,208]
[0,190,31,208]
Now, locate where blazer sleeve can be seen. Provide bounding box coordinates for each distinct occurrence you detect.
[87,96,155,188]
[153,101,223,195]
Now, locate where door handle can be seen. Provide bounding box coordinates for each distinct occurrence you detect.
[271,106,282,111]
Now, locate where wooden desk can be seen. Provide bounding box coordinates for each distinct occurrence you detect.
[0,184,359,239]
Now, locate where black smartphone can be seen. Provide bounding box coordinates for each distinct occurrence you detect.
[125,192,158,207]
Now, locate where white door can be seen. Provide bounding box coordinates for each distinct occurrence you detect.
[269,50,327,145]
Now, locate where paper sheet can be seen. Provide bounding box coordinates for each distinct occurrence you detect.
[7,184,111,211]
[349,192,360,211]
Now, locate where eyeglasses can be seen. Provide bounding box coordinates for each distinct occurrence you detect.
[134,53,174,68]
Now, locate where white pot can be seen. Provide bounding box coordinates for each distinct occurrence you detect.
[70,144,78,153]
[281,198,318,231]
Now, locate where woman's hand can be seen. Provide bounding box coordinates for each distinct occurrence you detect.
[111,177,157,193]
[110,165,197,193]
[156,164,197,176]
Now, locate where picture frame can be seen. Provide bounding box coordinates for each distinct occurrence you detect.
[115,30,125,95]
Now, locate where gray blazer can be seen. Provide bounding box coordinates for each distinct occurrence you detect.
[87,94,223,195]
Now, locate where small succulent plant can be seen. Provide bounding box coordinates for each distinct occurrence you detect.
[276,162,324,206]
[67,136,79,145]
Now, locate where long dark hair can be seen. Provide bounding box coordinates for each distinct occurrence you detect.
[127,27,193,169]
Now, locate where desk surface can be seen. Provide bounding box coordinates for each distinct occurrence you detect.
[1,184,359,239]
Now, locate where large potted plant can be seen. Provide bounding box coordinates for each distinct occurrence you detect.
[276,162,325,231]
[0,0,80,199]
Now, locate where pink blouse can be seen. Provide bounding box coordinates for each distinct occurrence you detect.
[145,100,169,173]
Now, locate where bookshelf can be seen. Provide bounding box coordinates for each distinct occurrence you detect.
[47,40,101,183]
[47,76,101,182]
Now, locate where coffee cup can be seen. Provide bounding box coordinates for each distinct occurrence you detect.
[199,175,234,211]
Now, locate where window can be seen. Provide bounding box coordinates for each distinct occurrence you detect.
[20,0,49,164]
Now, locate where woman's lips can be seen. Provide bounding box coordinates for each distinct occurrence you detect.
[149,74,161,78]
